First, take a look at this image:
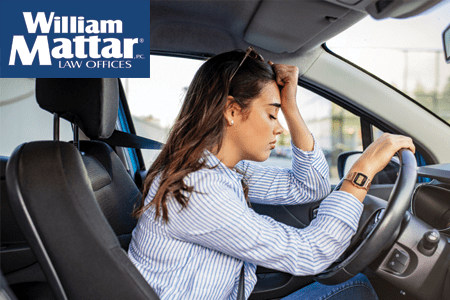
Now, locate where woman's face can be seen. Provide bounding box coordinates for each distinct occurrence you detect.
[232,80,284,162]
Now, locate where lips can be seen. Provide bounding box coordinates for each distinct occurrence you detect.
[269,140,276,149]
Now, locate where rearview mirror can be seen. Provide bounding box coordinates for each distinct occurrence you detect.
[443,24,450,64]
[337,151,400,185]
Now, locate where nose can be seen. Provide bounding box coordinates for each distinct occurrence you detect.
[274,120,284,135]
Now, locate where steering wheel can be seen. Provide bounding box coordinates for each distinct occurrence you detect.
[314,149,417,285]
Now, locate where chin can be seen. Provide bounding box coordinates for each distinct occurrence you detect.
[250,151,271,162]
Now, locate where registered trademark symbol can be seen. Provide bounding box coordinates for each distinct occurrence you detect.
[140,38,144,43]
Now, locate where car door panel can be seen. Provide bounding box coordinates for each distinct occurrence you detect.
[250,201,320,299]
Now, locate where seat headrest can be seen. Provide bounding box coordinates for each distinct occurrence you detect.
[36,78,119,139]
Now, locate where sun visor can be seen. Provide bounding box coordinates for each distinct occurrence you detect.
[150,21,237,55]
[244,0,350,53]
[325,0,443,20]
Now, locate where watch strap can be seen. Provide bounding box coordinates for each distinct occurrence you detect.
[344,172,371,191]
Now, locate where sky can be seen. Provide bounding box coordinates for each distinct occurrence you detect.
[327,0,450,94]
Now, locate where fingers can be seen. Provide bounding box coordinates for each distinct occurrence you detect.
[400,136,415,153]
[268,61,285,86]
[267,61,298,87]
[353,133,415,178]
[380,133,415,154]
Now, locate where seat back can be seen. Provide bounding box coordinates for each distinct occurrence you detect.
[6,141,158,300]
[5,78,159,299]
[79,140,140,250]
[35,78,141,251]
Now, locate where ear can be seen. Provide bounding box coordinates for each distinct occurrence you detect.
[224,96,242,126]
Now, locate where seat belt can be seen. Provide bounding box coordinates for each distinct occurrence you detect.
[237,265,245,300]
[100,130,164,149]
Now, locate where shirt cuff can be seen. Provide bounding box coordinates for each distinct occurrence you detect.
[317,191,363,232]
[291,137,329,179]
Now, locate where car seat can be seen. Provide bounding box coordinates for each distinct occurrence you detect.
[5,79,159,300]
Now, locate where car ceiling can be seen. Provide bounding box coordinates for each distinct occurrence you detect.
[150,0,366,70]
[149,0,442,72]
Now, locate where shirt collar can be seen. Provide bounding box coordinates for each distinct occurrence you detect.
[203,150,244,182]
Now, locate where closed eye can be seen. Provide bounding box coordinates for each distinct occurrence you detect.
[270,115,277,120]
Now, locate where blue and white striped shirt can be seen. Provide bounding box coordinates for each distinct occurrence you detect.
[128,143,363,300]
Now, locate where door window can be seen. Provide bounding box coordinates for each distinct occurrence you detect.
[122,56,204,168]
[259,86,363,184]
[0,78,73,157]
[124,56,364,184]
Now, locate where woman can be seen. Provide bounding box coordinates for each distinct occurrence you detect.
[128,48,415,300]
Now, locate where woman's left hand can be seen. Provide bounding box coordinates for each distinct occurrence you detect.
[268,61,299,111]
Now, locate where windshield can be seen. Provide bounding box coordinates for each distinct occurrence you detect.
[327,1,450,125]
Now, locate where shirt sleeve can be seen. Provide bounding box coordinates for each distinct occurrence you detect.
[165,170,363,276]
[235,140,330,205]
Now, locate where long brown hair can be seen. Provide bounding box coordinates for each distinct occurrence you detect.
[133,49,275,222]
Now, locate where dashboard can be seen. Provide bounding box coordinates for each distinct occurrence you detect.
[413,164,450,238]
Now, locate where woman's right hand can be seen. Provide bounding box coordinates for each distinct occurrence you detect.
[340,133,415,202]
[351,133,415,179]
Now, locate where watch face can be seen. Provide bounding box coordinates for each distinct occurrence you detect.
[354,173,368,187]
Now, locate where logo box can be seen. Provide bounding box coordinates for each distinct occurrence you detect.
[0,0,150,78]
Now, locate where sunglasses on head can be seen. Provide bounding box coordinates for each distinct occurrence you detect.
[229,46,264,83]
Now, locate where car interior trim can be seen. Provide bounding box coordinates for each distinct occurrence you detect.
[322,44,450,129]
[303,49,448,164]
[298,77,437,167]
[117,79,146,170]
